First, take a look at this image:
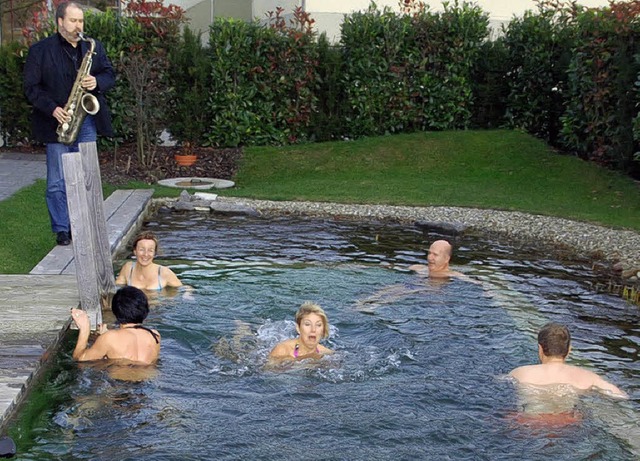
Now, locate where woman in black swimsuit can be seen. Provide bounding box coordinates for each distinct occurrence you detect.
[71,286,161,365]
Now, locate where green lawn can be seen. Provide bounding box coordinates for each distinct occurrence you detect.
[2,129,639,273]
[224,130,640,229]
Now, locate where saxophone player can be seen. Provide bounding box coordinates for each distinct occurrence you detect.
[24,1,115,246]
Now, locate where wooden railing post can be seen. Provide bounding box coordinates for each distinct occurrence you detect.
[79,142,117,302]
[62,142,117,329]
[62,151,101,328]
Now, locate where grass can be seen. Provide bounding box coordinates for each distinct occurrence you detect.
[2,129,639,273]
[222,130,640,229]
[0,180,52,273]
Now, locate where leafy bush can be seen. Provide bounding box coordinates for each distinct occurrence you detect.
[340,1,489,138]
[0,43,30,144]
[502,6,575,144]
[560,1,640,171]
[202,8,318,147]
[470,39,509,128]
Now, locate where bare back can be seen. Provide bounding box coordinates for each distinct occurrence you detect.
[90,327,160,365]
[510,363,627,398]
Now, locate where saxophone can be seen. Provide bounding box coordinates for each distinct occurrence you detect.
[56,32,100,145]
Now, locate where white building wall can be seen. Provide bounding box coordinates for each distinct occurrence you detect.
[171,0,613,42]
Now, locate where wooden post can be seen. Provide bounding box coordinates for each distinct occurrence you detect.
[62,151,102,328]
[79,142,116,306]
[62,142,117,329]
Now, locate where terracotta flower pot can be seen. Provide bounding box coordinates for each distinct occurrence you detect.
[175,154,197,167]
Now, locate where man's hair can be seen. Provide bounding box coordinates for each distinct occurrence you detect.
[112,286,150,324]
[55,2,81,22]
[538,322,571,358]
[295,301,330,339]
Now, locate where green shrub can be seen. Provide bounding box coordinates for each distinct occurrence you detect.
[503,7,574,144]
[0,43,30,144]
[560,1,640,171]
[340,1,488,138]
[203,8,318,147]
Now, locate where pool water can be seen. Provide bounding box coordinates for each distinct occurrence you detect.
[10,212,640,460]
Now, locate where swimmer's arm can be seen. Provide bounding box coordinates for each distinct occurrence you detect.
[592,375,629,399]
[114,261,131,285]
[268,342,291,361]
[162,266,183,287]
[355,283,407,311]
[319,344,334,355]
[71,308,109,362]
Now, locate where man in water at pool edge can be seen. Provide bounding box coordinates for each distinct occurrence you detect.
[509,322,627,398]
[408,239,462,278]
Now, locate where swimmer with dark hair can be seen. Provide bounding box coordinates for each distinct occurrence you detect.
[71,286,160,365]
[268,302,333,362]
[510,322,627,398]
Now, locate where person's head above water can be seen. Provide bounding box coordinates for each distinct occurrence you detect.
[115,231,183,289]
[537,322,571,360]
[408,239,460,277]
[71,286,160,364]
[295,301,330,339]
[132,231,159,257]
[268,301,333,362]
[112,286,150,325]
[427,239,453,274]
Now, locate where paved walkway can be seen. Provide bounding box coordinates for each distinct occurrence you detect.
[0,152,153,434]
[0,152,46,201]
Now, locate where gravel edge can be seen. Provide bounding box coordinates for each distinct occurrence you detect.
[210,197,640,273]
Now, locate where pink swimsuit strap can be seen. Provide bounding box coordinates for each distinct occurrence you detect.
[293,343,319,357]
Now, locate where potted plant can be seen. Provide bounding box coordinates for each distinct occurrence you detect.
[174,141,197,167]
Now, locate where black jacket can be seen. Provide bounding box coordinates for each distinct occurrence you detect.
[23,33,116,143]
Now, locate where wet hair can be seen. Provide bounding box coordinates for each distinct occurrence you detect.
[112,286,150,324]
[538,322,571,358]
[295,301,330,339]
[132,231,159,253]
[56,2,82,22]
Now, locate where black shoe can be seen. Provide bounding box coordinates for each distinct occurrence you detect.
[56,231,71,246]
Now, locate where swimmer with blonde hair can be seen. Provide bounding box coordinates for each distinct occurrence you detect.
[269,302,333,362]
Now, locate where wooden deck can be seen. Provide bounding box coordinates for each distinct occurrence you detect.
[0,189,153,432]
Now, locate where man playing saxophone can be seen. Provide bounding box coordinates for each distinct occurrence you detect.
[24,1,115,246]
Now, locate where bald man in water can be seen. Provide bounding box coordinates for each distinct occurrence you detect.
[510,322,627,398]
[408,239,462,278]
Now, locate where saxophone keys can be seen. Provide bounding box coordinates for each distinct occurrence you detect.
[62,123,69,131]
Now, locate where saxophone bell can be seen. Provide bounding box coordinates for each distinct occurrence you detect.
[82,93,100,116]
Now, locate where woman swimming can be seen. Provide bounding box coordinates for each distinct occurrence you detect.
[268,301,333,362]
[115,231,182,290]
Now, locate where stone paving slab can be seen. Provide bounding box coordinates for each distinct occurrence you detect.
[0,153,46,201]
[0,275,78,431]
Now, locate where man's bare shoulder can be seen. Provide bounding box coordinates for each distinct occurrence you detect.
[408,264,428,273]
[509,364,539,381]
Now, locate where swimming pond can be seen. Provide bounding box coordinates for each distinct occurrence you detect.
[10,212,640,460]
